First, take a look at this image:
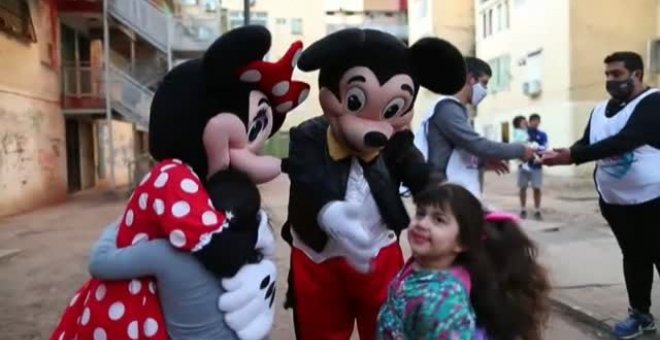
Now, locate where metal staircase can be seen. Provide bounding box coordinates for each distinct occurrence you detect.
[102,0,220,129]
[104,0,172,130]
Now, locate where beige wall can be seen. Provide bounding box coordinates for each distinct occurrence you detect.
[569,0,657,102]
[0,0,66,216]
[95,120,137,189]
[221,0,326,130]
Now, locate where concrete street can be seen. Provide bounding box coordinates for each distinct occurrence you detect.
[0,172,652,339]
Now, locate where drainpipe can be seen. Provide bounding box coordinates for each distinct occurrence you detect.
[103,0,116,191]
[243,0,250,25]
[167,14,173,70]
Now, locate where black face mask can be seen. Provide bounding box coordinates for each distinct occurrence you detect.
[606,76,635,101]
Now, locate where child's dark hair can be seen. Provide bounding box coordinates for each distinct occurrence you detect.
[512,115,526,129]
[413,183,550,340]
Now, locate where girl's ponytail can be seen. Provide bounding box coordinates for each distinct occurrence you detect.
[478,212,551,340]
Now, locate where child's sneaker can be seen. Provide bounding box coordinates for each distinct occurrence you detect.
[613,308,656,339]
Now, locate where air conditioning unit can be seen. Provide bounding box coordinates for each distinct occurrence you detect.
[522,80,542,97]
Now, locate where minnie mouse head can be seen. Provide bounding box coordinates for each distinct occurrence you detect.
[297,28,465,156]
[149,25,309,183]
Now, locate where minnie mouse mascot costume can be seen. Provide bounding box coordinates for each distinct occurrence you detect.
[51,25,308,340]
[281,28,466,339]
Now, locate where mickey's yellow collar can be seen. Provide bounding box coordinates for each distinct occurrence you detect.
[327,128,379,162]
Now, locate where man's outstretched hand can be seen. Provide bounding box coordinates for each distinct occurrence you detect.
[485,159,510,175]
[541,148,573,166]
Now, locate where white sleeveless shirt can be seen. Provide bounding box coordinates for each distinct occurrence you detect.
[590,88,660,205]
[412,96,482,199]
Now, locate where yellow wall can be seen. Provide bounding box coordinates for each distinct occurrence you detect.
[569,0,656,102]
[222,0,326,129]
[0,0,66,216]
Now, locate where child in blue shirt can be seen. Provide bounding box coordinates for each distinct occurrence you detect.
[377,183,550,340]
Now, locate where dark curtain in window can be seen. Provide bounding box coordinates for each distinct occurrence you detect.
[0,0,36,42]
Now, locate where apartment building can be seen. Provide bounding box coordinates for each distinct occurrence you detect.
[406,0,475,129]
[0,0,219,217]
[473,0,658,177]
[0,0,68,216]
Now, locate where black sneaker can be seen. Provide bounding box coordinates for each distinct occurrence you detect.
[533,211,542,221]
[520,210,527,219]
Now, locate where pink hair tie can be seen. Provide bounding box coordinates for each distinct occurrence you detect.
[485,212,521,224]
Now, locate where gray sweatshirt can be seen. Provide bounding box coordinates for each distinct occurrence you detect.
[427,99,525,178]
[88,223,240,340]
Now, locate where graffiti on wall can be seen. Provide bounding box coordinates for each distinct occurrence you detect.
[0,106,63,189]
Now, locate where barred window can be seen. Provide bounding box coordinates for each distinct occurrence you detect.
[0,0,36,42]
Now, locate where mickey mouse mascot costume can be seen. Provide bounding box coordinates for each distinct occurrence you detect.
[51,26,308,340]
[281,28,466,339]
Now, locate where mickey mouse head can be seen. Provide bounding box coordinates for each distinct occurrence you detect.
[297,28,466,155]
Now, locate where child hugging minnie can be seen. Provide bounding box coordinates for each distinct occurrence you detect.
[377,183,551,340]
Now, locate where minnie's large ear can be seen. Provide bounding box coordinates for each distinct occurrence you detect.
[409,38,466,94]
[203,25,272,89]
[297,28,365,71]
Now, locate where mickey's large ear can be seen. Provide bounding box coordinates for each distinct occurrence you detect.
[297,28,365,71]
[409,38,466,94]
[203,25,271,89]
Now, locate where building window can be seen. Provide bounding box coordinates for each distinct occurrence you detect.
[481,0,509,38]
[415,0,428,19]
[0,0,36,42]
[228,11,268,29]
[276,18,286,24]
[291,18,302,35]
[482,13,487,38]
[488,54,511,93]
[486,9,493,35]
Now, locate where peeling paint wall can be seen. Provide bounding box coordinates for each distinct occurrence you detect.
[0,95,66,217]
[0,0,66,217]
[94,120,136,189]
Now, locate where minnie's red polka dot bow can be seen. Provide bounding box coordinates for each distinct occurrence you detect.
[237,41,310,115]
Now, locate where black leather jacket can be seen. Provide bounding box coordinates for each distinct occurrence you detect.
[281,116,431,252]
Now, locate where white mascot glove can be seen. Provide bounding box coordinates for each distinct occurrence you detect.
[317,201,378,273]
[218,259,277,340]
[255,210,275,258]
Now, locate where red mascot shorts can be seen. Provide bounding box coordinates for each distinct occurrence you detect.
[291,243,404,340]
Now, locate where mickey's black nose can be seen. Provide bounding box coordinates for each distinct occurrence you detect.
[364,132,388,147]
[364,131,387,148]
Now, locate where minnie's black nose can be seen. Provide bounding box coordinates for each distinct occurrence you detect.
[364,132,388,147]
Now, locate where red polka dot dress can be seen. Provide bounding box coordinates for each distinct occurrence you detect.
[51,159,228,340]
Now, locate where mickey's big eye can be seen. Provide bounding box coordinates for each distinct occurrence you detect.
[345,87,366,112]
[383,97,406,119]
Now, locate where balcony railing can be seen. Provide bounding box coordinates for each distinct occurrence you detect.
[171,15,220,52]
[62,63,103,98]
[108,0,170,52]
[61,63,153,129]
[108,65,153,129]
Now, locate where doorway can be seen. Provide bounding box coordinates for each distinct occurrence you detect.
[65,118,81,193]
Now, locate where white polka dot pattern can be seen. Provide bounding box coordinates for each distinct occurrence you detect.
[171,201,191,218]
[169,229,187,248]
[144,318,159,337]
